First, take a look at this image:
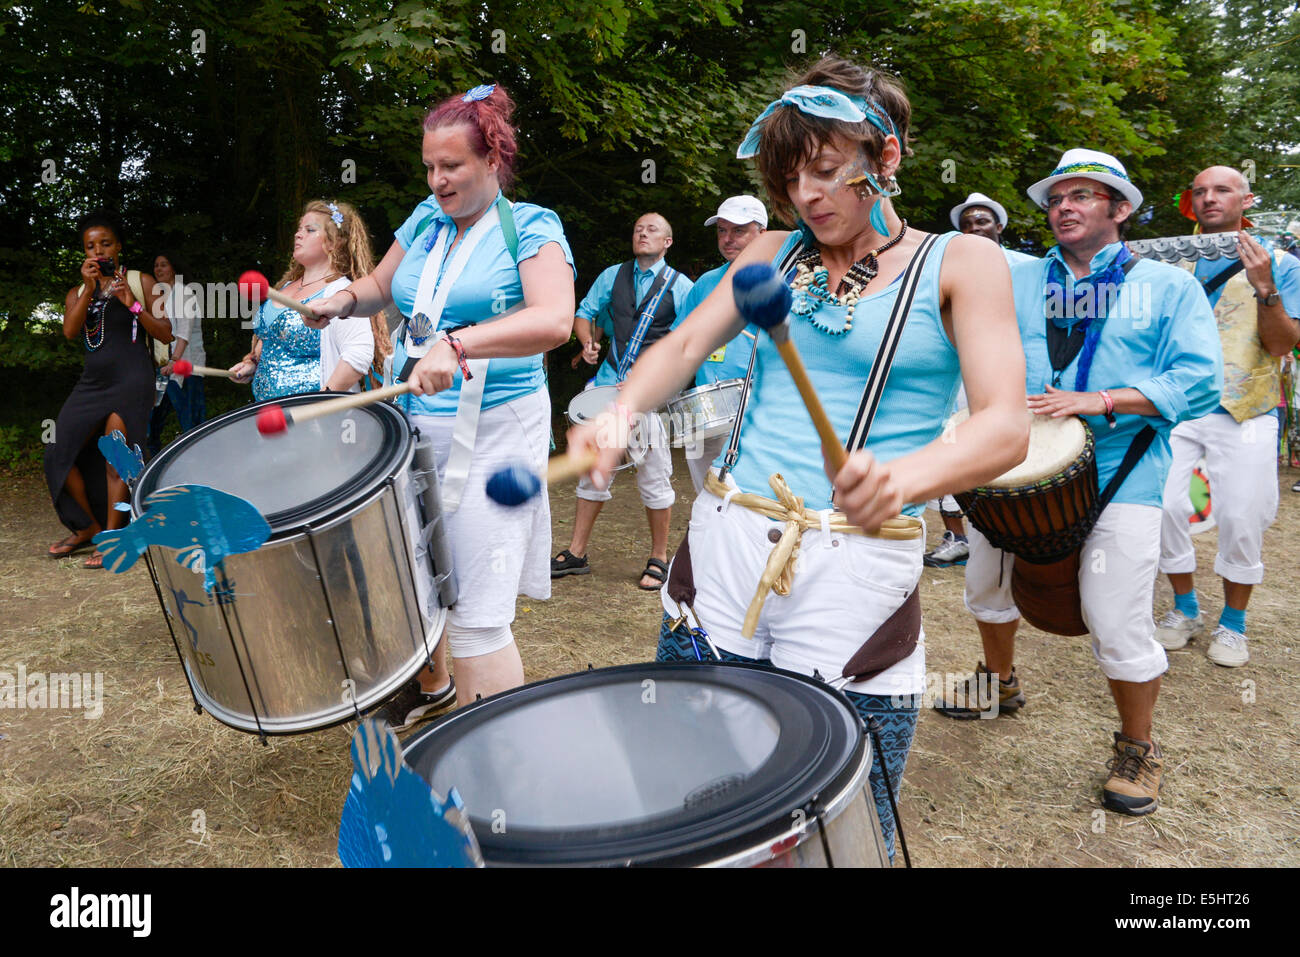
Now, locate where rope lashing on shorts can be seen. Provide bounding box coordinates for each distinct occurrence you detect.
[705,472,921,638]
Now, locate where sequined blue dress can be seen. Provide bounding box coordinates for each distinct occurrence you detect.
[251,281,347,400]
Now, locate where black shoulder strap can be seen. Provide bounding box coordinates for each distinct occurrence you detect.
[846,233,941,452]
[1201,259,1245,297]
[1097,424,1157,511]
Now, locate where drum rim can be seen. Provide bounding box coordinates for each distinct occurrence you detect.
[401,661,866,866]
[666,378,745,405]
[134,393,411,536]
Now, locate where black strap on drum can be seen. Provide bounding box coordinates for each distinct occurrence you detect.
[719,239,807,480]
[1201,258,1245,297]
[1096,424,1158,513]
[845,233,940,455]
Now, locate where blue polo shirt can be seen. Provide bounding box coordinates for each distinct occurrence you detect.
[671,261,758,385]
[577,258,693,387]
[1010,242,1223,507]
[389,193,576,416]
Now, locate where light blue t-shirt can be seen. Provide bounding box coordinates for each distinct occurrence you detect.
[1003,248,1039,266]
[671,261,758,386]
[1195,239,1300,417]
[390,193,576,416]
[577,258,694,387]
[1010,242,1223,507]
[728,232,963,514]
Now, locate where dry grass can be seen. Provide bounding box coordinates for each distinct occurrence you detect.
[2,456,1297,867]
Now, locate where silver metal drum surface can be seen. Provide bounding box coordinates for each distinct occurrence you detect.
[137,395,451,735]
[402,662,889,867]
[667,379,744,447]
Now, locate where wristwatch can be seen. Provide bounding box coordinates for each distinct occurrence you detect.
[1254,288,1281,307]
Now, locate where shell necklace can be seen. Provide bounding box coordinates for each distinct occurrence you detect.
[790,220,908,335]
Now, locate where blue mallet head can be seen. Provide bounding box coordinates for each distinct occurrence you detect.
[732,263,793,331]
[485,462,542,507]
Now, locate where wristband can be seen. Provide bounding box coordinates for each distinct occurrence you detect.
[337,288,358,318]
[129,301,143,314]
[1098,389,1116,428]
[442,332,472,381]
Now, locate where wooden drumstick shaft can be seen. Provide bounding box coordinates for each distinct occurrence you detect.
[546,449,599,486]
[185,365,238,379]
[264,285,318,317]
[771,338,849,472]
[285,382,414,425]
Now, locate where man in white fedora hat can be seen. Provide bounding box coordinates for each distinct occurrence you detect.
[1155,166,1300,666]
[949,192,1038,265]
[938,148,1223,818]
[671,195,768,491]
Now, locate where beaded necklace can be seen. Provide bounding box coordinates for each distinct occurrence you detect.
[790,221,908,335]
[84,288,108,351]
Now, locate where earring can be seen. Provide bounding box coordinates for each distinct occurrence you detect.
[883,174,902,198]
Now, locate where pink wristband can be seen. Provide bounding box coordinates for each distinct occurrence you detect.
[1099,389,1114,414]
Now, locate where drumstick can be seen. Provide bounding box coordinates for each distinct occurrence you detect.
[238,270,317,318]
[485,450,599,506]
[171,359,237,380]
[731,264,848,471]
[256,382,414,436]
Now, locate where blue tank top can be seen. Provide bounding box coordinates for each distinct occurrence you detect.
[726,231,961,515]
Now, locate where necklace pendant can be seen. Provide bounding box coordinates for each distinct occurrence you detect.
[791,291,818,316]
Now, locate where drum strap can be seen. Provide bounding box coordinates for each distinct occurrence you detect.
[613,267,679,381]
[845,233,940,454]
[1096,424,1157,513]
[719,238,808,480]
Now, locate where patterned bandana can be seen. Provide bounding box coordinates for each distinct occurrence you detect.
[736,85,897,160]
[1045,244,1133,391]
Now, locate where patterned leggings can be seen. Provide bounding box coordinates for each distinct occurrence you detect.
[656,614,917,863]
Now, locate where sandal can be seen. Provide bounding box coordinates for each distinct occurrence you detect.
[551,549,591,578]
[48,532,95,558]
[83,551,106,570]
[637,557,669,591]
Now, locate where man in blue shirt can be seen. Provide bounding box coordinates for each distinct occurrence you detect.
[938,149,1223,818]
[1155,166,1300,667]
[553,213,693,589]
[671,195,766,491]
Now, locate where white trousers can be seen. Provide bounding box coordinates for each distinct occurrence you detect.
[575,391,675,509]
[964,503,1168,683]
[1159,412,1278,585]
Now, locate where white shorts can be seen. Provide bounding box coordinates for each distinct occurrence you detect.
[964,503,1167,683]
[576,397,675,509]
[661,480,927,697]
[410,388,551,632]
[1159,412,1278,585]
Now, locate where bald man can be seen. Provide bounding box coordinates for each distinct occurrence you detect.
[556,212,694,590]
[1156,166,1300,667]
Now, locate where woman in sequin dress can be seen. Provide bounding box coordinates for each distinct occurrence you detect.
[45,212,173,568]
[230,200,377,397]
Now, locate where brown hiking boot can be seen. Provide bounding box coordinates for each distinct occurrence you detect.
[1102,732,1163,816]
[933,662,1025,720]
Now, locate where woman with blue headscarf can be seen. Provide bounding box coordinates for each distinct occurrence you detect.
[566,55,1029,861]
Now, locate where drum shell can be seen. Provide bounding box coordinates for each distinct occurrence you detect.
[666,379,744,448]
[1011,553,1089,636]
[137,397,451,735]
[402,662,890,868]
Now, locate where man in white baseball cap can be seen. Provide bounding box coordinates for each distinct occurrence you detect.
[949,192,1037,265]
[939,148,1224,819]
[672,195,768,491]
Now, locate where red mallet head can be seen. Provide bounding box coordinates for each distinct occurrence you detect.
[172,358,194,378]
[238,270,271,305]
[256,404,288,436]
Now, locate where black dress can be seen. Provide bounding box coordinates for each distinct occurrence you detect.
[44,287,156,532]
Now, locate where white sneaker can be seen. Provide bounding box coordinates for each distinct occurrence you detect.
[1154,609,1204,650]
[924,531,969,567]
[1206,624,1249,668]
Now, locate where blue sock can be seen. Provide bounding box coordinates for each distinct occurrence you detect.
[1219,606,1246,635]
[1173,590,1199,618]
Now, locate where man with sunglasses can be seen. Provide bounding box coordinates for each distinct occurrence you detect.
[938,149,1223,818]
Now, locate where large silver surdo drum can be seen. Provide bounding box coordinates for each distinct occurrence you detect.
[134,394,455,736]
[403,662,889,867]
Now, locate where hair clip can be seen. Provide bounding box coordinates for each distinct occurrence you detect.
[462,84,496,102]
[327,202,344,227]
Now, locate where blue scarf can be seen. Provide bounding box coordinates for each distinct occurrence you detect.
[1044,244,1132,391]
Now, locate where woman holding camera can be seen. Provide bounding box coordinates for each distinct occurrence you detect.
[45,212,172,568]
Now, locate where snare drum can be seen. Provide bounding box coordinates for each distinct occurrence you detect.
[953,410,1098,636]
[403,662,889,867]
[566,384,653,471]
[666,379,744,448]
[134,393,455,735]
